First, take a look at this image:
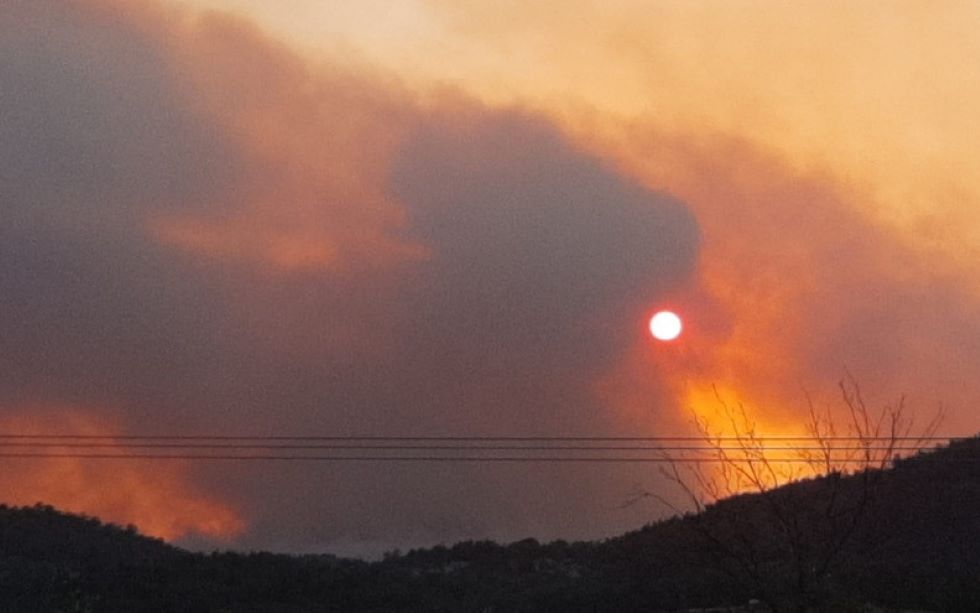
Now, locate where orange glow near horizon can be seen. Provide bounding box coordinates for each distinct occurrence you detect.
[0,408,245,542]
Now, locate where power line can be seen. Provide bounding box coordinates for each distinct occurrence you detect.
[0,434,970,463]
[0,453,974,463]
[0,442,953,451]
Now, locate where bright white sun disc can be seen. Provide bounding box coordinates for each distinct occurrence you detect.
[649,311,683,341]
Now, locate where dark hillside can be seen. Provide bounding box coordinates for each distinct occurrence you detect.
[598,436,980,611]
[0,437,976,611]
[844,437,980,609]
[0,503,184,611]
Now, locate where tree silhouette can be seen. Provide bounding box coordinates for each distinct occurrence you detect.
[653,375,944,611]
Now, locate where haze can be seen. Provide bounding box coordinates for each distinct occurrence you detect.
[2,0,978,557]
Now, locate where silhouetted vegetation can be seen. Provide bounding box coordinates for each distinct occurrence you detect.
[0,437,977,612]
[647,378,947,612]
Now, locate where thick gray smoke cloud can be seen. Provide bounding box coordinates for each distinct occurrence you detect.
[0,1,236,420]
[0,1,701,553]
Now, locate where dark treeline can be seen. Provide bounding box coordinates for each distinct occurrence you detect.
[0,437,977,612]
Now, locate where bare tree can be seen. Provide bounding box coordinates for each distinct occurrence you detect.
[650,375,943,612]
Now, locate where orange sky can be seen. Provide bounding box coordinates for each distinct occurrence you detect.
[167,0,980,432]
[2,0,978,552]
[174,0,980,233]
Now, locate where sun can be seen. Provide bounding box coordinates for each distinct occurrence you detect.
[649,310,683,341]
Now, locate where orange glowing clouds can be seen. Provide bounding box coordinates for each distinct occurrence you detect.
[649,310,682,342]
[197,0,980,279]
[0,408,244,542]
[155,0,980,280]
